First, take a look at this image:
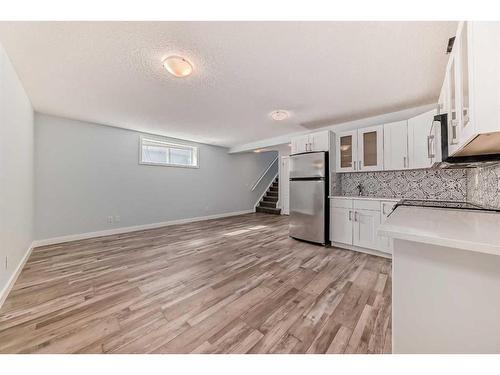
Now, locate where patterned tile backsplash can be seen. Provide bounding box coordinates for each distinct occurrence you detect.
[467,163,500,208]
[338,169,468,200]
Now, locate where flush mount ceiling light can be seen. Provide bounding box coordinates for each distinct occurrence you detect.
[270,110,290,121]
[162,56,193,78]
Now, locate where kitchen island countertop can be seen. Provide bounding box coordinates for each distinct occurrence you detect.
[378,205,500,257]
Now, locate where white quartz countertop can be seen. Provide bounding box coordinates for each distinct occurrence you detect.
[329,195,400,202]
[378,206,500,257]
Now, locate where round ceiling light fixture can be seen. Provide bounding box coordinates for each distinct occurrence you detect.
[162,56,193,78]
[270,110,290,121]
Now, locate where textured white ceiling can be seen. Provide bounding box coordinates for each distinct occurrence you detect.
[0,21,456,147]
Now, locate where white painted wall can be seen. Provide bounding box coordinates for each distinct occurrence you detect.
[0,44,34,300]
[34,113,277,241]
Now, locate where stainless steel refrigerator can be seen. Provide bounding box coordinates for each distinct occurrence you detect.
[289,151,329,245]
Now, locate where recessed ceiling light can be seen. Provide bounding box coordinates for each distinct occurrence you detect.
[162,56,193,78]
[270,110,290,121]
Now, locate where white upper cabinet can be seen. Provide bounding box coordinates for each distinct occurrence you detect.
[408,109,438,169]
[457,22,473,143]
[445,52,461,154]
[335,114,443,173]
[438,73,448,116]
[441,22,500,157]
[291,130,331,154]
[335,130,357,172]
[383,120,409,171]
[309,130,331,152]
[335,126,383,172]
[465,22,500,142]
[357,125,384,171]
[291,135,309,154]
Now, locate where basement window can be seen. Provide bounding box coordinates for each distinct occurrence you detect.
[139,136,199,168]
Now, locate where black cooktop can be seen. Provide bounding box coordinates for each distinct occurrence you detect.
[395,199,500,212]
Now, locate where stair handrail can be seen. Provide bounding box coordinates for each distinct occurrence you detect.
[251,156,279,191]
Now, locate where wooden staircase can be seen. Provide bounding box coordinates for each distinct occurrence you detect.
[255,177,281,215]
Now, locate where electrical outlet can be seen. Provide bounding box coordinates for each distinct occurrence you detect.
[114,215,121,223]
[107,216,114,224]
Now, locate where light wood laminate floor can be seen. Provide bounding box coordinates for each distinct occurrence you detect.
[0,213,392,354]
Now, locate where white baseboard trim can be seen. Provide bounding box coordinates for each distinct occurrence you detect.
[32,209,254,248]
[331,242,392,259]
[0,242,34,309]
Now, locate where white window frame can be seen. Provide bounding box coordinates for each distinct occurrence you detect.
[139,135,199,169]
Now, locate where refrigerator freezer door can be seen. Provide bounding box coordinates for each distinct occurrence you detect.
[290,152,326,179]
[289,180,325,244]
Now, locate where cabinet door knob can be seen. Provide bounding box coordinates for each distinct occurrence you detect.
[348,210,352,221]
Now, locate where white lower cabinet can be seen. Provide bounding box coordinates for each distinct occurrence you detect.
[379,201,398,254]
[330,197,396,256]
[353,209,381,250]
[330,207,353,245]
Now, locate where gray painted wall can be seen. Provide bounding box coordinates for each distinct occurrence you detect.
[35,113,277,240]
[0,44,34,295]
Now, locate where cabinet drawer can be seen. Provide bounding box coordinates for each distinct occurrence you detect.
[353,199,380,211]
[331,198,353,209]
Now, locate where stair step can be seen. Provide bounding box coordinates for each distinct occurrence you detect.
[263,196,278,203]
[269,186,278,192]
[256,206,282,215]
[267,191,278,197]
[259,201,277,208]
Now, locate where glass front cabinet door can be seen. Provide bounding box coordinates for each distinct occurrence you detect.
[336,130,357,172]
[446,54,461,155]
[357,125,384,171]
[457,21,475,145]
